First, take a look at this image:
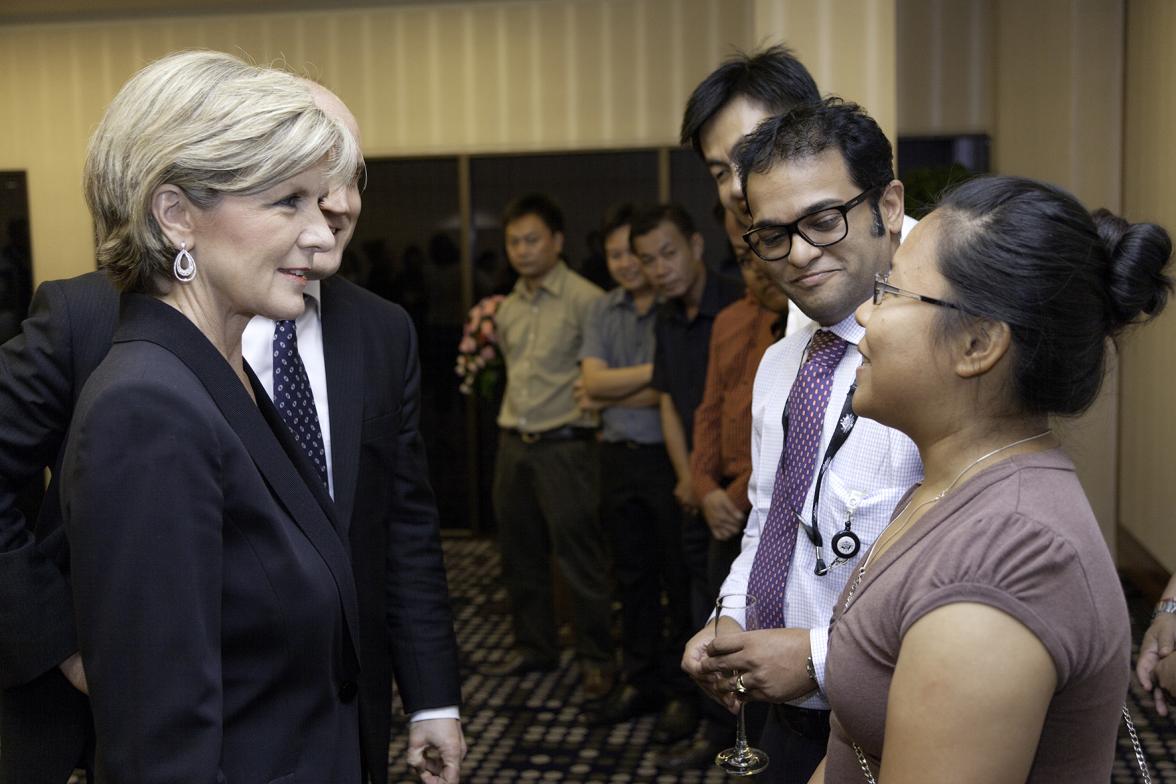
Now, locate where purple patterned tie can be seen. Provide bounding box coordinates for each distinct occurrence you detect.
[747,330,848,629]
[273,317,329,490]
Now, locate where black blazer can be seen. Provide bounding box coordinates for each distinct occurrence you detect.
[62,294,362,783]
[318,277,462,780]
[0,272,461,784]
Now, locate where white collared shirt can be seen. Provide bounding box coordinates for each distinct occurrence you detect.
[718,215,923,711]
[242,281,334,499]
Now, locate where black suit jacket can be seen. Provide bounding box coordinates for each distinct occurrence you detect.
[0,272,460,784]
[63,294,362,783]
[318,277,462,780]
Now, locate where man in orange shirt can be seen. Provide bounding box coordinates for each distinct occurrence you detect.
[690,211,798,595]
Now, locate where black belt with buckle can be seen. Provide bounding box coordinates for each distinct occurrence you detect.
[510,426,596,444]
[603,439,660,451]
[772,704,831,743]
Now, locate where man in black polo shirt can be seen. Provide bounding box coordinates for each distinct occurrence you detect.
[632,203,743,767]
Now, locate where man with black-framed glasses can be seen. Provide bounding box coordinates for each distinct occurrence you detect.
[680,97,922,783]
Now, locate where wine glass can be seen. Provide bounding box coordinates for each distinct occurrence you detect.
[714,593,769,776]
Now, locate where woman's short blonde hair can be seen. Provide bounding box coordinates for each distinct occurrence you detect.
[83,50,361,293]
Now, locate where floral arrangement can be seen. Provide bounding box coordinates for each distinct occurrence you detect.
[455,294,505,398]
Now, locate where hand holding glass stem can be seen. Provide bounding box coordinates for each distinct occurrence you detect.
[714,593,769,776]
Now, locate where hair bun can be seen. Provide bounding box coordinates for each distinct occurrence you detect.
[1092,208,1173,329]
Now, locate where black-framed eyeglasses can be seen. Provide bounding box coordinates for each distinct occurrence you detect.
[872,273,963,311]
[742,185,881,262]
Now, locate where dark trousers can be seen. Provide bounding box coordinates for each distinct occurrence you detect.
[493,432,612,665]
[681,510,714,627]
[757,706,831,783]
[0,668,94,784]
[708,532,743,601]
[684,501,749,741]
[599,441,692,697]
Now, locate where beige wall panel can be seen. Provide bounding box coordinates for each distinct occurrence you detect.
[1068,0,1123,211]
[715,0,755,61]
[568,2,604,143]
[898,0,992,135]
[0,0,897,286]
[535,2,574,145]
[753,0,897,145]
[993,1,1072,183]
[639,0,677,141]
[897,0,938,132]
[1121,0,1176,571]
[501,4,539,147]
[993,0,1124,551]
[993,0,1122,208]
[601,2,641,145]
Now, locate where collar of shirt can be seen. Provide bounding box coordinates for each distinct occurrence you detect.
[605,286,656,317]
[662,268,741,322]
[241,279,334,497]
[825,311,865,346]
[511,259,569,301]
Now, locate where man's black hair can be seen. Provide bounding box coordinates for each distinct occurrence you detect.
[601,202,637,240]
[735,97,894,235]
[680,44,820,159]
[502,193,565,234]
[628,203,698,249]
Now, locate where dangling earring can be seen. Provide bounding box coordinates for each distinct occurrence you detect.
[173,242,196,282]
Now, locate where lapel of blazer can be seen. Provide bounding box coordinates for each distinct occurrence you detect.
[319,278,363,531]
[116,294,362,669]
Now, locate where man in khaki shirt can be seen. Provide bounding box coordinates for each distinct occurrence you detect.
[482,193,614,700]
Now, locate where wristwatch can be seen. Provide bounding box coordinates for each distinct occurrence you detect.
[1152,597,1176,622]
[805,655,818,685]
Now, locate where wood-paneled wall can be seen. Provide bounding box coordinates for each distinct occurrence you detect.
[754,0,897,139]
[0,0,898,286]
[2,0,746,284]
[994,0,1125,553]
[897,0,993,136]
[1121,0,1176,572]
[896,0,1127,552]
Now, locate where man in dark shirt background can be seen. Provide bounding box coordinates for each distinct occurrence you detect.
[634,203,743,768]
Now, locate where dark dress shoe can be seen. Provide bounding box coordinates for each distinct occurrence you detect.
[580,685,663,726]
[579,661,616,701]
[478,652,557,677]
[652,696,699,744]
[654,734,729,771]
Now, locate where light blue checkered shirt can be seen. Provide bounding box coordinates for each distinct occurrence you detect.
[719,214,923,710]
[719,316,923,711]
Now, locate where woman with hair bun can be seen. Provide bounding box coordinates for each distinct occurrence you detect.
[812,175,1172,783]
[61,50,364,782]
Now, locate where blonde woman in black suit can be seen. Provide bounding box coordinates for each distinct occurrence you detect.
[60,50,365,783]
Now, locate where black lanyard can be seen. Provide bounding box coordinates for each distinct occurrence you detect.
[779,333,861,576]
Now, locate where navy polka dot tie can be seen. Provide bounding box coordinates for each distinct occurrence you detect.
[747,330,848,629]
[272,317,329,490]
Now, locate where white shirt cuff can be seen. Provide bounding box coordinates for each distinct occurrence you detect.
[808,626,829,693]
[409,706,461,723]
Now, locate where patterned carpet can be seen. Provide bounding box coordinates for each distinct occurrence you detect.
[386,536,737,784]
[61,536,1175,782]
[379,536,1176,783]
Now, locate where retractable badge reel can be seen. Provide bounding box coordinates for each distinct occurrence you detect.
[830,491,863,562]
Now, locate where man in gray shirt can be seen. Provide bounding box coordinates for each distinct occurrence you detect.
[577,204,695,743]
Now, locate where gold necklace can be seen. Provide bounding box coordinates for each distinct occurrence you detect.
[840,430,1052,614]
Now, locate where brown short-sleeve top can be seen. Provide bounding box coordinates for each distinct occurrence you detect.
[824,449,1130,783]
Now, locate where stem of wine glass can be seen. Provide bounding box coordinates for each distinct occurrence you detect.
[735,701,751,755]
